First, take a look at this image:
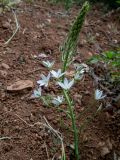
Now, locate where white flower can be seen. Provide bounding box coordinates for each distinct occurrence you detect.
[52,95,64,106]
[74,68,85,80]
[80,68,85,74]
[42,60,54,69]
[74,72,84,80]
[31,87,42,98]
[51,69,65,79]
[57,78,74,90]
[95,89,106,100]
[74,63,89,72]
[37,73,50,87]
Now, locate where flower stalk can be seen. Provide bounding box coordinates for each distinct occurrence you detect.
[62,1,90,74]
[33,2,90,160]
[60,2,90,159]
[63,90,79,160]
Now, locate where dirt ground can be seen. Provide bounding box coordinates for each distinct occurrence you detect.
[0,0,120,159]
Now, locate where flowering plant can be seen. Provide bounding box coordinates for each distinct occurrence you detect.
[37,73,51,87]
[51,69,65,79]
[32,2,90,160]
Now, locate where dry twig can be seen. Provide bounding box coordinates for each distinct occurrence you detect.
[4,10,20,45]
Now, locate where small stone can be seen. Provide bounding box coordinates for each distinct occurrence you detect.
[96,33,100,36]
[1,63,10,69]
[2,22,10,29]
[0,70,7,78]
[74,94,82,104]
[100,146,110,157]
[81,39,87,45]
[98,141,111,157]
[29,114,34,122]
[113,39,118,44]
[46,19,51,23]
[106,138,112,150]
[69,144,74,150]
[84,19,88,26]
[7,80,34,92]
[88,52,93,56]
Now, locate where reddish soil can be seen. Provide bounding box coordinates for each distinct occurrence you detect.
[0,1,120,160]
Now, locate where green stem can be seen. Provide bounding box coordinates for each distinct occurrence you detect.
[63,90,80,160]
[62,52,69,74]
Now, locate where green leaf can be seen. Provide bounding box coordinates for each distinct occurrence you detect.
[104,51,114,59]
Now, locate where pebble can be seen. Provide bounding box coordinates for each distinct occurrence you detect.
[98,139,112,157]
[1,63,10,69]
[2,22,10,29]
[7,80,34,92]
[0,70,7,78]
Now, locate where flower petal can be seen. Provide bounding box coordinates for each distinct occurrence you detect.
[95,89,106,100]
[68,79,74,89]
[57,81,66,90]
[64,78,69,86]
[47,72,51,80]
[51,70,57,78]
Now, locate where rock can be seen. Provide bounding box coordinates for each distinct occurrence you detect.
[113,39,118,44]
[0,70,7,78]
[7,80,34,92]
[100,146,110,157]
[2,22,10,29]
[46,19,51,24]
[98,142,109,157]
[106,138,112,150]
[1,63,10,69]
[98,139,112,157]
[74,94,82,104]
